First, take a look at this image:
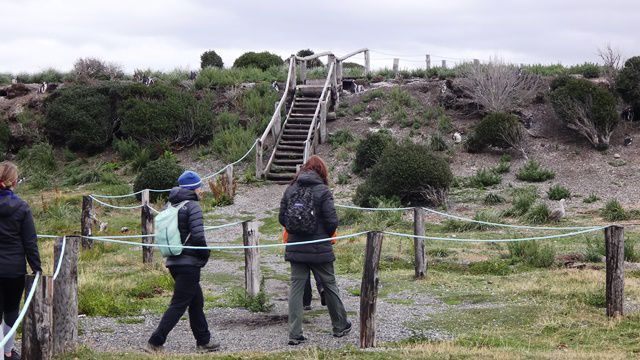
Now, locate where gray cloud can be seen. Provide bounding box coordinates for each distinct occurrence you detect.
[1,0,638,73]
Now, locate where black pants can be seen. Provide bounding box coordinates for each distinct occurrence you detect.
[0,276,25,328]
[302,270,324,307]
[149,266,210,346]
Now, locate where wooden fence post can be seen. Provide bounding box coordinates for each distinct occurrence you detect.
[441,60,447,68]
[273,102,282,137]
[413,208,426,279]
[300,60,307,85]
[392,58,399,74]
[473,59,480,66]
[425,54,431,69]
[360,231,384,348]
[22,274,54,360]
[243,221,261,297]
[289,57,297,88]
[319,101,328,144]
[141,190,154,264]
[81,196,93,250]
[605,226,624,317]
[336,60,343,87]
[364,50,370,76]
[53,236,79,357]
[224,164,235,200]
[255,139,264,179]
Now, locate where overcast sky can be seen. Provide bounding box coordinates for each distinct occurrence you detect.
[1,0,639,73]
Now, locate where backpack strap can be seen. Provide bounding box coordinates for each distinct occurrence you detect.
[176,200,192,245]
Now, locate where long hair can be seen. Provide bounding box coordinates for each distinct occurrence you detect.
[0,161,18,190]
[293,155,329,185]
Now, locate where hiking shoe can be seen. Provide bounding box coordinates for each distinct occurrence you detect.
[142,342,164,354]
[4,349,20,360]
[333,321,352,338]
[196,340,221,353]
[319,289,326,306]
[303,305,312,311]
[288,335,307,346]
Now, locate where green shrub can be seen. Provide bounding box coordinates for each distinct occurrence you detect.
[133,155,184,202]
[44,84,118,153]
[547,184,571,200]
[467,112,524,153]
[337,173,351,185]
[0,73,12,85]
[233,51,283,70]
[437,115,454,134]
[200,50,223,68]
[443,211,500,232]
[484,193,505,205]
[625,237,638,262]
[583,194,600,204]
[362,89,386,103]
[242,82,280,122]
[525,203,550,224]
[516,160,555,182]
[428,134,448,152]
[329,130,355,148]
[354,142,453,207]
[507,241,555,268]
[113,138,141,162]
[582,291,606,308]
[210,124,258,163]
[551,77,618,149]
[504,186,538,217]
[352,102,366,115]
[600,199,628,221]
[468,260,511,276]
[353,131,394,175]
[584,236,605,262]
[226,279,273,312]
[296,49,323,67]
[568,62,601,79]
[522,64,567,76]
[617,56,640,120]
[16,68,67,83]
[195,66,286,89]
[18,142,56,172]
[467,168,502,188]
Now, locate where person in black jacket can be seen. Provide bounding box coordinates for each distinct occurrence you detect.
[0,161,41,360]
[279,155,351,345]
[146,171,219,353]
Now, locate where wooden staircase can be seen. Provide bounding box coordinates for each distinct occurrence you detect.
[265,86,323,183]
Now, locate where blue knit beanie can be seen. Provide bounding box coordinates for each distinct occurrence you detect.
[178,171,202,190]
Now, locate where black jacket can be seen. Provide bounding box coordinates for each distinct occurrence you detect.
[164,187,210,268]
[0,190,42,277]
[279,171,339,264]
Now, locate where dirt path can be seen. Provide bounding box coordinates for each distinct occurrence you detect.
[77,182,453,354]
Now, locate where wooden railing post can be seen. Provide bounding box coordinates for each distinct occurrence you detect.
[413,207,427,278]
[605,226,625,317]
[141,190,154,264]
[300,60,307,85]
[393,58,399,74]
[224,164,235,200]
[319,101,328,144]
[273,102,282,138]
[364,50,370,76]
[425,54,431,69]
[289,57,297,88]
[360,231,384,349]
[243,221,261,297]
[336,60,343,87]
[81,196,93,249]
[328,54,337,89]
[442,59,447,68]
[255,139,264,179]
[53,236,79,357]
[473,59,480,66]
[22,274,54,360]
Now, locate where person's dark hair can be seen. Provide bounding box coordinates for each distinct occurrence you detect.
[294,155,329,185]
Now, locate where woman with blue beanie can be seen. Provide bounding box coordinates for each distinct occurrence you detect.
[146,170,220,353]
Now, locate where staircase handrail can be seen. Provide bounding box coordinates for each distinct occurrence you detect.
[259,56,296,145]
[337,48,369,61]
[295,51,334,62]
[303,61,335,162]
[264,88,299,175]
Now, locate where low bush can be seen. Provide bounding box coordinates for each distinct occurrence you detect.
[504,186,538,217]
[466,112,524,153]
[467,168,502,188]
[568,62,601,79]
[600,199,628,221]
[210,124,258,163]
[429,134,448,152]
[353,131,394,175]
[547,184,571,200]
[354,142,453,207]
[233,51,283,70]
[516,160,555,182]
[551,76,618,149]
[201,50,223,68]
[468,260,511,276]
[524,203,550,224]
[329,130,356,148]
[507,241,555,268]
[132,154,184,202]
[195,66,286,89]
[484,193,506,205]
[442,211,500,232]
[616,56,640,120]
[583,194,600,204]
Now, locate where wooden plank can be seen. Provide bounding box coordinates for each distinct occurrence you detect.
[52,236,79,356]
[413,207,426,278]
[22,275,54,360]
[81,196,93,249]
[141,190,154,264]
[243,221,261,297]
[364,50,371,76]
[605,226,625,317]
[359,231,384,348]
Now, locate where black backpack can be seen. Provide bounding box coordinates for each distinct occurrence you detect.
[285,185,318,235]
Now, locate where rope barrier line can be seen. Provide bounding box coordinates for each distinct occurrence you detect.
[335,204,414,211]
[81,232,368,250]
[52,236,66,280]
[89,196,144,210]
[37,234,58,239]
[90,140,258,198]
[0,272,40,349]
[421,207,599,231]
[383,226,606,243]
[204,221,244,230]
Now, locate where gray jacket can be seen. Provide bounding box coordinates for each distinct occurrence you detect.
[279,171,339,264]
[165,187,210,268]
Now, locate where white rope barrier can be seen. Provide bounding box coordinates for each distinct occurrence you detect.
[0,272,41,349]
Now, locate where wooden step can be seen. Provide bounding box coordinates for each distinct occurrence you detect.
[285,123,311,130]
[290,112,317,118]
[273,158,304,165]
[266,172,296,183]
[275,150,303,157]
[287,117,313,123]
[280,140,305,147]
[282,134,308,141]
[270,165,299,172]
[277,145,305,151]
[283,129,309,135]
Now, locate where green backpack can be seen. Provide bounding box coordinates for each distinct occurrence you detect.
[154,201,190,257]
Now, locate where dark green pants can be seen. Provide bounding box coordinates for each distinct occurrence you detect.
[288,261,349,339]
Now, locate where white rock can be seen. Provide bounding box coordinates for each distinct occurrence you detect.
[614,153,621,159]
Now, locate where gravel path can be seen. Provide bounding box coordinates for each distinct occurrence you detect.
[77,182,452,354]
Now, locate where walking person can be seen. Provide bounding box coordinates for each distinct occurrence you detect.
[283,228,326,311]
[146,171,220,353]
[0,161,42,360]
[279,155,351,345]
